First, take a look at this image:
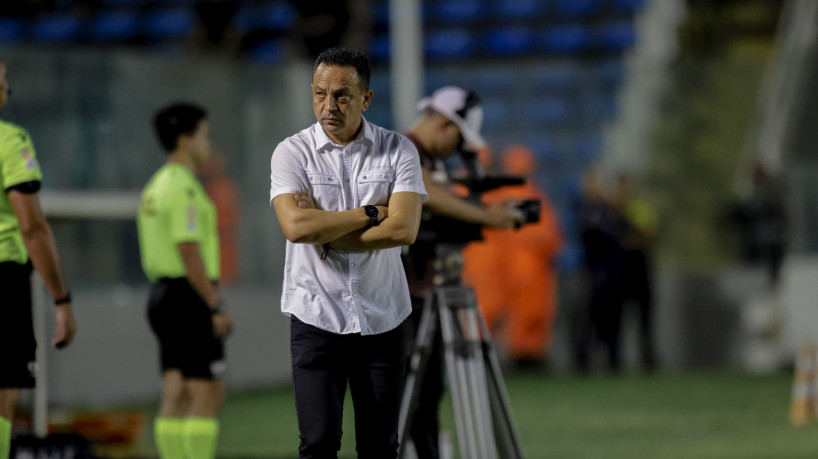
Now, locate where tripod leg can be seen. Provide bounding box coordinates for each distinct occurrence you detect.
[476,304,526,459]
[398,295,440,458]
[463,306,499,458]
[439,291,480,459]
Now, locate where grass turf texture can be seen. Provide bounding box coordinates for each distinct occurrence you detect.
[108,371,818,458]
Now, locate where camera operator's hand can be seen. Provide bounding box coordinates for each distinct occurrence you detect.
[483,200,525,229]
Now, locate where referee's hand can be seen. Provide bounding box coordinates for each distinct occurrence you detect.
[212,312,233,339]
[53,304,77,349]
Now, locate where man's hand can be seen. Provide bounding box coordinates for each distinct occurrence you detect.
[212,312,233,340]
[294,189,315,209]
[52,304,77,349]
[484,200,525,229]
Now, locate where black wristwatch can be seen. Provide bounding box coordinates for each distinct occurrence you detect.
[363,205,380,228]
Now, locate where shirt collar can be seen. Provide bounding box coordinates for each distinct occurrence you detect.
[314,116,374,151]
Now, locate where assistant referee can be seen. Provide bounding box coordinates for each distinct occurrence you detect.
[138,102,233,459]
[0,57,77,458]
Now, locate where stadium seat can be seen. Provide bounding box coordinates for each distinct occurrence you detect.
[369,34,391,63]
[521,135,558,163]
[143,8,195,41]
[479,99,510,128]
[247,39,286,64]
[427,0,486,24]
[258,2,296,32]
[88,11,140,43]
[572,134,602,164]
[486,27,535,56]
[493,0,548,21]
[525,98,570,125]
[98,0,149,7]
[556,0,599,17]
[599,21,637,51]
[424,70,453,94]
[0,17,24,44]
[424,29,479,60]
[472,68,516,93]
[540,24,591,54]
[595,59,625,90]
[32,13,83,44]
[612,0,646,14]
[528,63,582,92]
[582,95,618,121]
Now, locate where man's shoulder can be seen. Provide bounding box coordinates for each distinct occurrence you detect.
[366,121,413,152]
[0,120,31,149]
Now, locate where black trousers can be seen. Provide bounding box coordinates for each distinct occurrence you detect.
[290,315,407,459]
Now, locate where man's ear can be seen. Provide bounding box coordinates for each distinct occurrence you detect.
[362,89,374,111]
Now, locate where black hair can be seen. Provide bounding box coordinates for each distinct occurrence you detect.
[312,46,371,90]
[153,102,207,153]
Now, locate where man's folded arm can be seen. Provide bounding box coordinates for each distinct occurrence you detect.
[272,193,370,244]
[329,191,422,251]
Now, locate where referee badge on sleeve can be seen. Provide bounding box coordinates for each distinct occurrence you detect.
[21,147,38,170]
[186,205,198,230]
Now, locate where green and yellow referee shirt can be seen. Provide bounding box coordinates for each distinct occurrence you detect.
[137,162,220,282]
[0,120,42,264]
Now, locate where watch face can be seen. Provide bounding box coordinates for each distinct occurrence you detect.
[366,205,378,218]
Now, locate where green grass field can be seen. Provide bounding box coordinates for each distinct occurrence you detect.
[110,370,817,458]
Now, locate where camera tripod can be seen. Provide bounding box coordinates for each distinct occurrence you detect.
[397,284,525,459]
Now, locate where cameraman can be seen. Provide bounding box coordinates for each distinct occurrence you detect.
[401,86,522,458]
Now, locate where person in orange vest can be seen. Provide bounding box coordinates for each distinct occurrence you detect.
[197,152,241,286]
[463,144,562,368]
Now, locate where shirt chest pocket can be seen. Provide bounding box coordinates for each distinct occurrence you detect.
[308,172,341,211]
[356,169,394,206]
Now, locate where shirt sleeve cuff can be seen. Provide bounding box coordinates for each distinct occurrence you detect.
[392,185,429,203]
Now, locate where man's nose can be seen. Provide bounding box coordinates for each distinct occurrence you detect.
[324,97,337,112]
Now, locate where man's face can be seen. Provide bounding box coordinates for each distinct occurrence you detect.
[187,119,212,168]
[312,64,372,145]
[430,115,464,158]
[0,60,8,110]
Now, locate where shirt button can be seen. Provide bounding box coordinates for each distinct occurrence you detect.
[383,174,388,178]
[351,262,355,267]
[363,176,367,179]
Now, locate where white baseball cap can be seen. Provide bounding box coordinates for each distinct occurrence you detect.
[417,86,486,148]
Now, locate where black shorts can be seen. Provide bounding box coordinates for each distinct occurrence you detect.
[147,278,226,380]
[0,261,36,388]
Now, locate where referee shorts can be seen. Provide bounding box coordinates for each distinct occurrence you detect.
[147,278,226,380]
[0,261,36,389]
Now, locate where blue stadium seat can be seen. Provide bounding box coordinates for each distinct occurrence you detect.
[556,0,599,17]
[89,11,139,43]
[427,0,486,24]
[143,8,195,41]
[369,34,391,63]
[493,0,548,21]
[424,71,453,94]
[572,134,602,164]
[0,17,24,44]
[479,99,510,128]
[98,0,149,7]
[424,29,479,60]
[258,2,296,32]
[521,135,558,163]
[595,59,625,90]
[540,24,591,54]
[599,21,637,51]
[472,68,516,93]
[32,13,83,44]
[486,27,535,56]
[525,98,569,125]
[247,39,286,64]
[529,63,582,91]
[582,95,618,121]
[612,0,645,14]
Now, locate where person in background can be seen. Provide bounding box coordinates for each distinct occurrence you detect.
[464,144,563,369]
[198,152,241,286]
[614,173,659,371]
[0,56,77,459]
[401,86,523,458]
[138,102,233,459]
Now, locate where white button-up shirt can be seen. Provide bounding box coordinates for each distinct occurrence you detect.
[270,118,428,335]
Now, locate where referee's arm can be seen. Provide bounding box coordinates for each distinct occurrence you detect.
[178,242,232,339]
[8,187,77,348]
